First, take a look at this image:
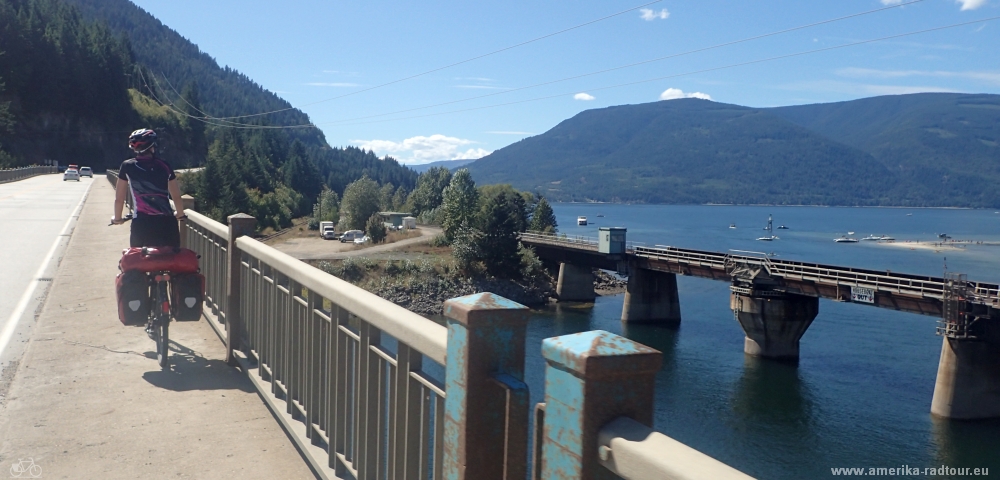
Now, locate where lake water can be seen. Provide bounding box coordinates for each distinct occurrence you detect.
[523,204,1000,479]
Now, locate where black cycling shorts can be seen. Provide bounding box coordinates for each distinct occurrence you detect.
[130,215,180,248]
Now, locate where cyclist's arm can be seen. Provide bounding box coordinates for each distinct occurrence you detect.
[113,176,129,224]
[168,178,185,219]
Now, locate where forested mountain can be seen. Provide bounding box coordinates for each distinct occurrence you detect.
[410,159,477,173]
[769,93,1000,207]
[466,94,1000,207]
[1,0,417,230]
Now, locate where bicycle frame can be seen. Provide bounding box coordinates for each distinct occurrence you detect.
[148,272,171,368]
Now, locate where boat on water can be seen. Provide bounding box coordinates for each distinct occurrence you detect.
[757,214,778,241]
[577,216,588,226]
[861,235,881,241]
[596,214,605,217]
[879,235,895,242]
[848,231,855,235]
[729,224,737,229]
[835,236,859,243]
[777,225,789,230]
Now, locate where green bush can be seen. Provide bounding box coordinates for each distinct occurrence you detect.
[429,234,450,247]
[366,213,387,244]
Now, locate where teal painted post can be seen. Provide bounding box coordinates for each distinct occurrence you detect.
[442,293,530,480]
[540,330,662,479]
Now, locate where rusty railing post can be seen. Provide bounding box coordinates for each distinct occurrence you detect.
[539,330,662,479]
[442,292,531,480]
[226,213,256,365]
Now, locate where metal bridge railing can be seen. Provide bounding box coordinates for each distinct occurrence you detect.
[236,236,450,479]
[179,206,754,480]
[520,230,646,252]
[0,165,57,184]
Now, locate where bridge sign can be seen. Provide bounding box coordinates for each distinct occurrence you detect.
[851,286,875,304]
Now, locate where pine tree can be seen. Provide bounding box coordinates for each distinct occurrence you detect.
[477,190,523,278]
[441,169,479,241]
[529,197,557,233]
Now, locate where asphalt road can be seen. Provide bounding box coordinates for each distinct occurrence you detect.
[0,173,92,370]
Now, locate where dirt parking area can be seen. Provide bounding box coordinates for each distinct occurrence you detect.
[269,226,442,260]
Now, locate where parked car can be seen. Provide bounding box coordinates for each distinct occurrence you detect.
[354,235,370,244]
[63,168,80,181]
[339,230,364,243]
[79,166,93,177]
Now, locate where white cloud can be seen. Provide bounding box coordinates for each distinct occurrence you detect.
[659,88,712,101]
[352,135,492,165]
[305,82,360,87]
[836,67,1000,85]
[640,8,670,21]
[880,0,903,5]
[956,0,988,10]
[574,93,596,101]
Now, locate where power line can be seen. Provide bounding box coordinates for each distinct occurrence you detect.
[316,16,1000,128]
[312,0,927,126]
[194,0,665,122]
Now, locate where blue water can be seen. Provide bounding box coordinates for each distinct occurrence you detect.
[522,204,1000,479]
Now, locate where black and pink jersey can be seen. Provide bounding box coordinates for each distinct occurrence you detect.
[119,156,176,216]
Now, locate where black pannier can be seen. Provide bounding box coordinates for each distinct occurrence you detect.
[115,269,149,325]
[171,273,205,321]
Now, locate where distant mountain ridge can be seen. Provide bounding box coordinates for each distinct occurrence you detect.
[466,93,1000,208]
[409,159,477,173]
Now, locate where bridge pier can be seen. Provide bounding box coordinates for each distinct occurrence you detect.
[621,268,681,325]
[731,291,818,361]
[931,325,1000,419]
[557,263,596,302]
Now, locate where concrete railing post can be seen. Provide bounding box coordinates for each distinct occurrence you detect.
[539,330,662,479]
[226,213,257,365]
[442,292,531,480]
[178,195,196,249]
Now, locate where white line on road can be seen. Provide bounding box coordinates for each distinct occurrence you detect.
[0,184,90,360]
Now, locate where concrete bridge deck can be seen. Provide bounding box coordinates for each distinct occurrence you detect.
[0,180,313,478]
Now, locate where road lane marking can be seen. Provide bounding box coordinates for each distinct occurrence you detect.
[0,183,90,360]
[0,174,67,201]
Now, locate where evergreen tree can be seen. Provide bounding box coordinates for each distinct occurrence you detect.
[407,167,452,215]
[391,185,408,211]
[282,140,321,214]
[379,182,395,211]
[477,190,522,277]
[440,169,479,242]
[529,197,557,233]
[365,213,387,244]
[312,186,339,222]
[340,175,381,230]
[180,81,207,165]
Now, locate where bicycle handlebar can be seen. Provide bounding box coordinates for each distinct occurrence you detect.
[109,214,134,226]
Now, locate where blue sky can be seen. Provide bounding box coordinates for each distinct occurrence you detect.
[131,0,999,164]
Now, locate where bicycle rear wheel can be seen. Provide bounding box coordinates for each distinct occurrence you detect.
[156,317,169,368]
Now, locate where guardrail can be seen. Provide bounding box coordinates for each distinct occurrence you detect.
[0,165,57,184]
[181,204,753,479]
[105,170,135,213]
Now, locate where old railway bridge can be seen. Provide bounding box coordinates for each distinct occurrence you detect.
[519,230,1000,420]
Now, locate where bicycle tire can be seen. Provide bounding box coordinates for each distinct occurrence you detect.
[157,317,169,368]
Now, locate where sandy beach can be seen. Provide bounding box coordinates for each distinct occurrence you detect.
[876,240,999,252]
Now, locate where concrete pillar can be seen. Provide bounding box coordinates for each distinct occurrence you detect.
[225,213,256,365]
[178,195,195,249]
[621,268,681,325]
[443,292,530,480]
[731,292,818,361]
[930,326,1000,419]
[539,330,662,480]
[557,263,595,302]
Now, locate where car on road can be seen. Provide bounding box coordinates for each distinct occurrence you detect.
[339,230,364,243]
[63,168,80,181]
[79,166,93,177]
[354,235,370,244]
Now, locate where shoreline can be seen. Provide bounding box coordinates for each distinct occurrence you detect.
[555,201,991,210]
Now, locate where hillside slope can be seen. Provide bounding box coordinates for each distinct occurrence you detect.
[770,93,1000,206]
[468,99,895,206]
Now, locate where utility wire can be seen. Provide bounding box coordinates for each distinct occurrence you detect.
[312,0,927,126]
[316,16,1000,128]
[195,0,665,121]
[186,0,926,129]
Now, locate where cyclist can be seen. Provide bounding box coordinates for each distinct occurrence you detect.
[111,129,187,246]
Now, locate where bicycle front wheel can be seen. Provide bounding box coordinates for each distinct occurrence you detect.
[156,317,169,368]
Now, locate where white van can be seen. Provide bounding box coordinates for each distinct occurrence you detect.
[339,230,364,243]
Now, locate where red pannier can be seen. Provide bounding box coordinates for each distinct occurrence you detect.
[115,269,149,325]
[119,247,200,274]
